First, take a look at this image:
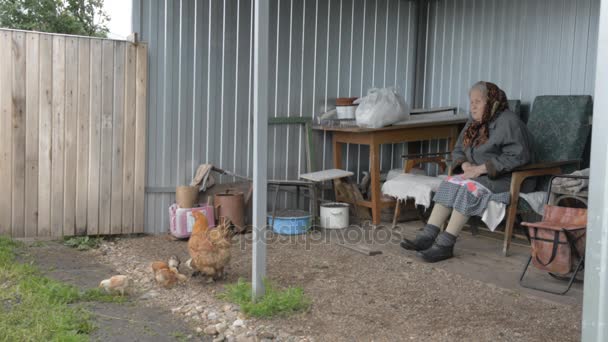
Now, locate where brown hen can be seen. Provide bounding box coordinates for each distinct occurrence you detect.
[187,212,233,281]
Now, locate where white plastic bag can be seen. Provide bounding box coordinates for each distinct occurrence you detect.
[354,88,410,128]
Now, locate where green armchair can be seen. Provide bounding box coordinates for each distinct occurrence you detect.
[502,95,592,255]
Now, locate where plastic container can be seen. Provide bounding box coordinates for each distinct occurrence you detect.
[169,204,215,239]
[320,202,350,229]
[267,210,311,235]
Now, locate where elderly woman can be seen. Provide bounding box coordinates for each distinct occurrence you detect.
[401,81,535,262]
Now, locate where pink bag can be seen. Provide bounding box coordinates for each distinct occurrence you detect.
[169,204,215,239]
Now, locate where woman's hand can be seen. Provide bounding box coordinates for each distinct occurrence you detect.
[462,164,487,179]
[461,162,474,172]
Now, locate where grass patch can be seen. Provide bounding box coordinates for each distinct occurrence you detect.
[218,278,310,318]
[0,235,121,341]
[63,236,103,250]
[170,331,187,341]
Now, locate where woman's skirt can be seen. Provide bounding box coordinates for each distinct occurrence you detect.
[433,176,511,217]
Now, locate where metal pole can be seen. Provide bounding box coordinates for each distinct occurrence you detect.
[583,0,608,340]
[252,0,269,299]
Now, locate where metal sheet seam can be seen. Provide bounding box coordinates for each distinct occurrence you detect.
[233,0,241,181]
[205,0,212,163]
[219,0,226,174]
[247,0,253,178]
[298,0,307,176]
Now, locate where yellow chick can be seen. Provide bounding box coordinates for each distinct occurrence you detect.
[99,275,130,296]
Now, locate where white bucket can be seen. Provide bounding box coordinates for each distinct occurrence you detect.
[336,105,357,119]
[320,202,350,229]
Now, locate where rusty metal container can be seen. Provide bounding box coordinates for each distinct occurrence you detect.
[214,190,245,232]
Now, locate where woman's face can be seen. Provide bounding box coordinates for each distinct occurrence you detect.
[469,89,486,122]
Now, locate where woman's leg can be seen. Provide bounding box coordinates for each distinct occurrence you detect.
[444,209,469,236]
[427,203,451,228]
[400,203,451,251]
[418,208,469,263]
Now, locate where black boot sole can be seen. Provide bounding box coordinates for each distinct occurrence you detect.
[400,239,433,251]
[416,250,453,263]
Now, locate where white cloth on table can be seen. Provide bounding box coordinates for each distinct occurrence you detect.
[382,173,445,209]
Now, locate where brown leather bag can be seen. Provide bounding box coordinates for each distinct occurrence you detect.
[522,206,586,275]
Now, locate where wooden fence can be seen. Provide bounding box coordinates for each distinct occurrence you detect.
[0,28,147,238]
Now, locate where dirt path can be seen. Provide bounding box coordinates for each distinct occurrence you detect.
[92,232,581,342]
[25,242,200,342]
[21,228,583,342]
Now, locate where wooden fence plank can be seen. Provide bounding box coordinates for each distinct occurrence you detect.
[11,31,26,238]
[50,35,65,238]
[1,29,146,238]
[122,43,137,234]
[87,39,102,235]
[0,31,13,236]
[63,37,78,236]
[99,40,114,235]
[75,38,90,235]
[134,44,148,233]
[37,34,52,237]
[110,42,125,235]
[25,32,40,238]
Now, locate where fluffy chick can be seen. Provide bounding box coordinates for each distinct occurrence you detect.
[99,275,130,296]
[168,255,180,270]
[151,261,187,289]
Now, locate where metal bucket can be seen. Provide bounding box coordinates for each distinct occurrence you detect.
[214,190,245,232]
[320,202,350,229]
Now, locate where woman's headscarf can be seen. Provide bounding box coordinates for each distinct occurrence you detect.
[462,81,509,147]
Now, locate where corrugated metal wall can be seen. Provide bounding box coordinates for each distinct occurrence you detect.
[132,0,418,233]
[133,0,600,234]
[420,0,600,114]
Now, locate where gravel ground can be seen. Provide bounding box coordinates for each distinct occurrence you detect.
[93,232,582,342]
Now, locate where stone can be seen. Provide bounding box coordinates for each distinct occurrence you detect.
[213,334,226,342]
[196,327,203,334]
[208,312,219,321]
[232,319,245,328]
[196,305,204,313]
[258,331,275,339]
[223,304,233,312]
[139,290,160,300]
[171,307,183,314]
[235,333,257,342]
[216,322,229,334]
[204,325,218,335]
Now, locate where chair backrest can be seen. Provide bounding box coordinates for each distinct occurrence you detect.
[268,116,314,173]
[526,95,593,162]
[507,99,521,119]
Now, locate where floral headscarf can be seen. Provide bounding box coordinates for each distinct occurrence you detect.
[462,82,509,147]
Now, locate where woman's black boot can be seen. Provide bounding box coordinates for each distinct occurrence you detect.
[400,224,440,251]
[416,231,457,263]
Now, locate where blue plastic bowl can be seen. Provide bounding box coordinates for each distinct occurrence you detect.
[267,210,311,235]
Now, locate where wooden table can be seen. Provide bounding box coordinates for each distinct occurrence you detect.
[315,114,468,225]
